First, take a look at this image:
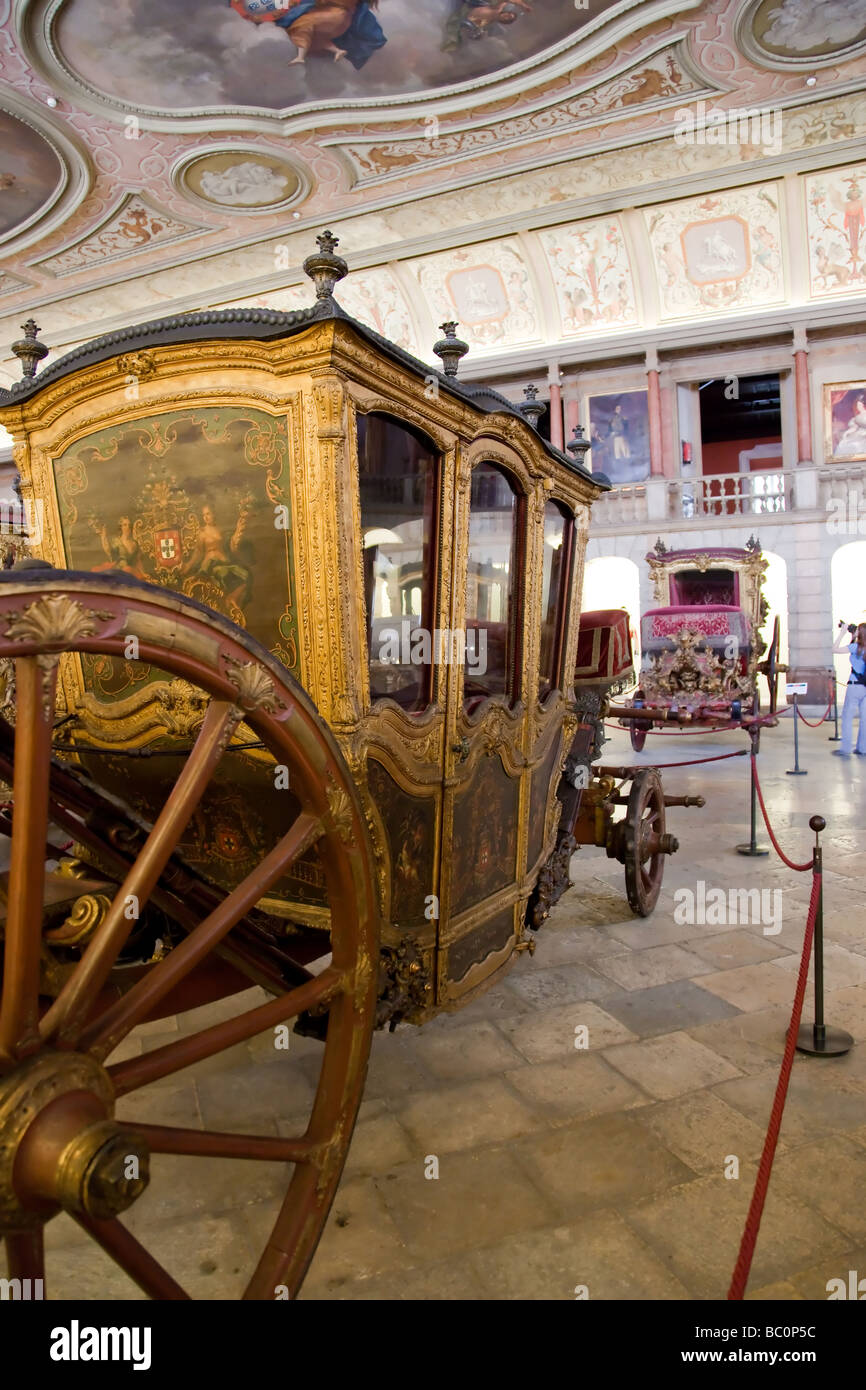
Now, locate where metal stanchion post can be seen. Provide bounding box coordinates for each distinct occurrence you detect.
[736,725,769,856]
[786,693,807,775]
[797,816,853,1057]
[828,668,840,742]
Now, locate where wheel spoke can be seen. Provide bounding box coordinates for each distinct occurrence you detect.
[4,1227,45,1287]
[109,965,344,1094]
[0,659,58,1057]
[123,1124,315,1163]
[73,1212,190,1300]
[40,699,241,1047]
[80,811,325,1059]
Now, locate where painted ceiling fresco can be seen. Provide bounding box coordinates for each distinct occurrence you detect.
[0,109,63,241]
[1,1,866,387]
[54,0,608,113]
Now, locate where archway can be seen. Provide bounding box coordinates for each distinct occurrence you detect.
[581,555,641,680]
[831,543,866,691]
[758,549,789,706]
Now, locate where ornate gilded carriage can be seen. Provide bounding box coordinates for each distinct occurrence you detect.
[0,234,623,1299]
[619,539,782,751]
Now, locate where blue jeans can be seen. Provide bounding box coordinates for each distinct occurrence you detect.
[841,681,866,755]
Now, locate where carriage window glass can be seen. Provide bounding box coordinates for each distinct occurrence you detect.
[357,412,438,712]
[539,501,573,700]
[464,462,522,707]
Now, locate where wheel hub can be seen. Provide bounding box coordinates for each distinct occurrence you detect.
[0,1051,149,1231]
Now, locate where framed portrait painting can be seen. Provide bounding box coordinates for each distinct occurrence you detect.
[586,390,651,485]
[826,383,866,463]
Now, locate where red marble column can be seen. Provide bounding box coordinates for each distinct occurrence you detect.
[794,347,812,463]
[564,388,580,438]
[647,367,664,477]
[548,380,564,450]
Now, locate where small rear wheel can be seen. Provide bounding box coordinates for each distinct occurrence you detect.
[623,769,675,917]
[629,691,650,752]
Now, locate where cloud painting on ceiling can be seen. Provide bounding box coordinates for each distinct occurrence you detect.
[749,0,866,61]
[54,0,613,112]
[0,110,63,242]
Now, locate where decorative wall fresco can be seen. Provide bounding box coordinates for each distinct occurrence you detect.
[53,0,614,114]
[806,163,866,297]
[645,183,785,318]
[587,391,651,485]
[333,267,416,352]
[0,109,63,242]
[538,218,638,337]
[34,195,206,277]
[406,238,538,350]
[52,408,300,677]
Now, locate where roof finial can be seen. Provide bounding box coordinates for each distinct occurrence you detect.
[566,424,591,467]
[519,383,545,431]
[432,321,468,378]
[11,320,49,380]
[303,230,348,302]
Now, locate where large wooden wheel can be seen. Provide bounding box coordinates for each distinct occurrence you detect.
[623,769,676,918]
[0,570,379,1300]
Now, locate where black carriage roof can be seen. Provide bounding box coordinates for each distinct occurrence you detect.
[0,299,603,488]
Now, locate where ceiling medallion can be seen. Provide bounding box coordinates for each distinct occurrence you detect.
[173,147,308,215]
[737,0,866,71]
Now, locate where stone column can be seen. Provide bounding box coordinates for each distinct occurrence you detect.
[646,347,664,477]
[563,377,581,439]
[547,365,564,450]
[793,329,813,464]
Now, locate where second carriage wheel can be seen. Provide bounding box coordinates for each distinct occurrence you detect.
[623,768,677,917]
[629,690,650,752]
[758,615,781,715]
[0,570,379,1300]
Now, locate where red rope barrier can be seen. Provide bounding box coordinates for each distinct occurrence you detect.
[796,700,832,728]
[728,870,821,1300]
[750,752,812,871]
[639,749,748,770]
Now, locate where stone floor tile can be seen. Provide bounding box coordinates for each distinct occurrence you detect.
[745,1280,803,1300]
[789,1247,866,1301]
[603,1030,742,1100]
[394,1077,542,1155]
[685,1007,790,1076]
[376,1147,557,1261]
[302,1256,488,1301]
[504,961,619,1009]
[593,942,715,990]
[687,929,794,970]
[467,1211,691,1300]
[196,1053,314,1130]
[625,1175,849,1300]
[696,962,803,1011]
[773,941,866,991]
[713,1066,866,1144]
[599,979,742,1038]
[115,1080,203,1130]
[525,925,634,965]
[285,1176,412,1293]
[504,1052,649,1122]
[513,1112,695,1216]
[631,1089,769,1173]
[771,1137,866,1241]
[411,1019,526,1081]
[497,999,639,1063]
[342,1109,415,1178]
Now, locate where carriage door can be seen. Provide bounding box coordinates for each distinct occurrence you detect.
[436,458,532,1006]
[355,411,449,1011]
